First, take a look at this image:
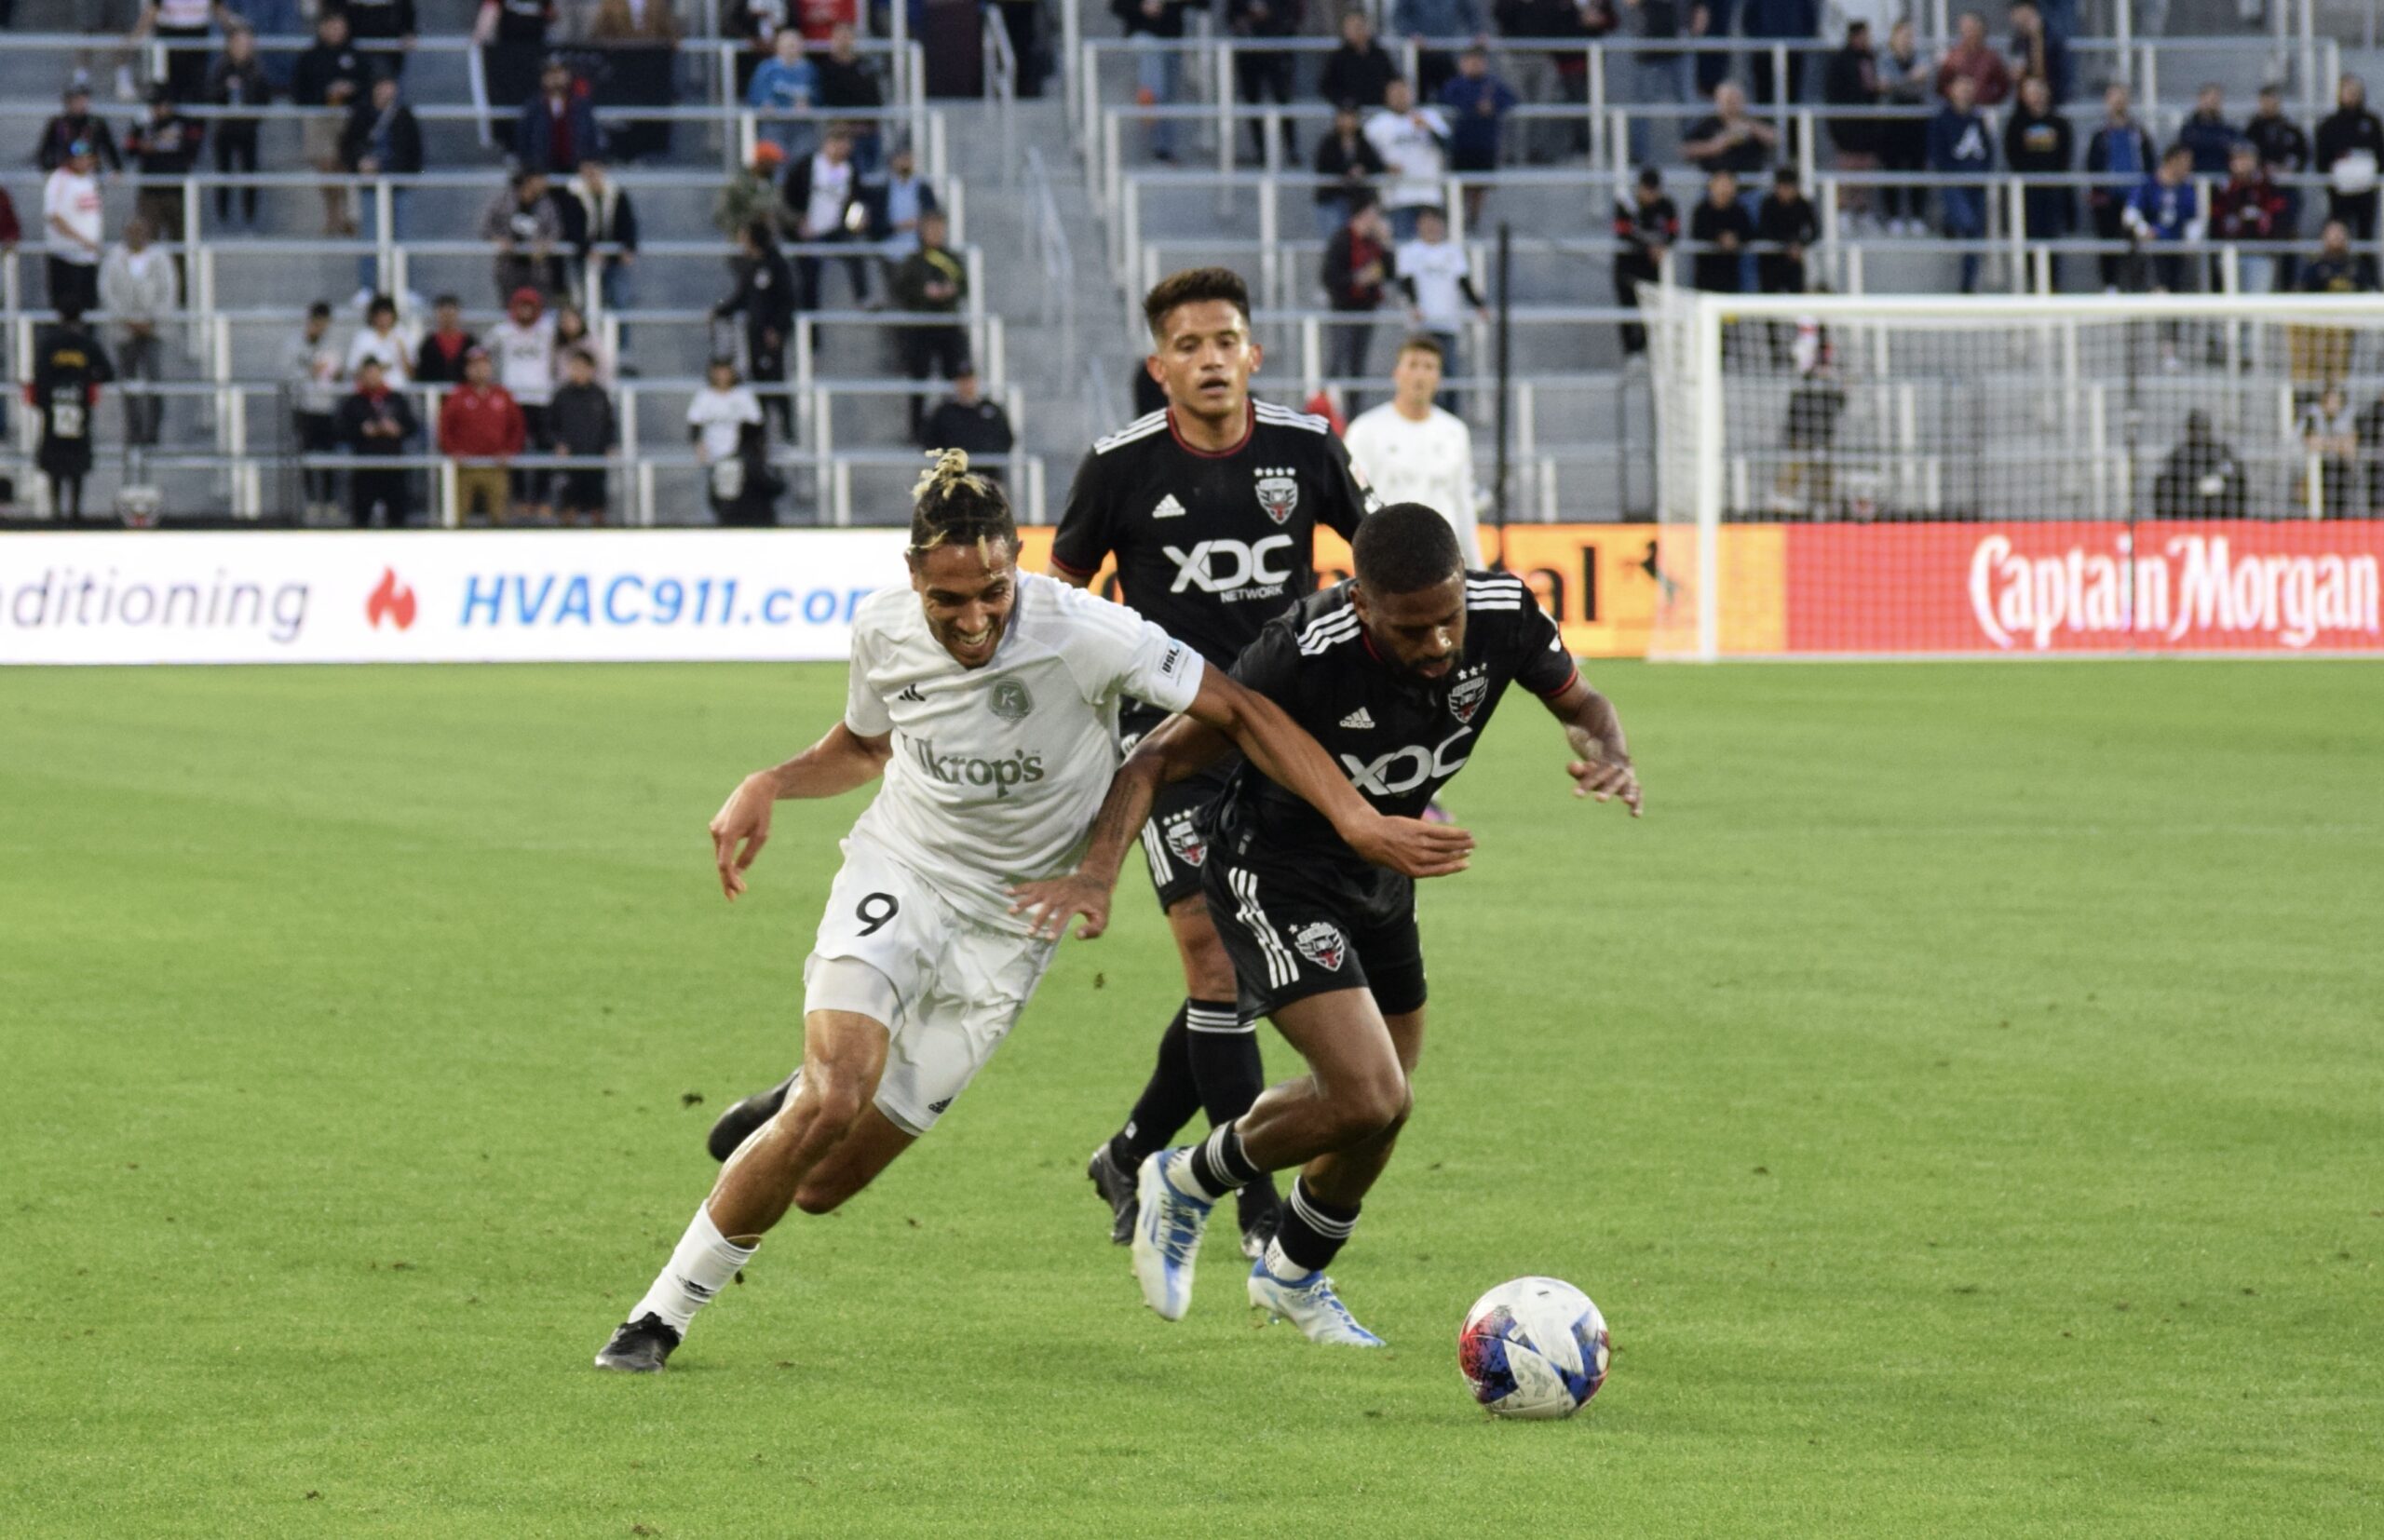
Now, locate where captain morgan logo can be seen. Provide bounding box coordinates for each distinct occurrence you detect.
[1293,921,1346,971]
[990,678,1033,721]
[1254,466,1299,526]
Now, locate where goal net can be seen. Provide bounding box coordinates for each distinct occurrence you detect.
[1637,288,2384,658]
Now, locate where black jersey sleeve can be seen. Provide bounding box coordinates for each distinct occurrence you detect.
[1226,615,1307,709]
[1508,598,1582,700]
[1315,429,1377,539]
[1050,449,1113,580]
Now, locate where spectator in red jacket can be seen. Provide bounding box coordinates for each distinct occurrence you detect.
[437,347,527,524]
[2212,141,2289,294]
[1934,12,2012,108]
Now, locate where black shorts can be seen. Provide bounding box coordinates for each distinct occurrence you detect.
[1202,850,1427,1021]
[1121,704,1234,913]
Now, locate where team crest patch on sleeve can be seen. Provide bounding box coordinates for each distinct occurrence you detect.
[1448,671,1490,724]
[1162,814,1208,868]
[1292,920,1347,971]
[1254,466,1300,525]
[990,679,1034,721]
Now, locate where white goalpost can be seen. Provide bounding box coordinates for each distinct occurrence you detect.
[1635,289,2384,660]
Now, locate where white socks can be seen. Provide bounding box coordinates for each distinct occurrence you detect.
[630,1205,758,1334]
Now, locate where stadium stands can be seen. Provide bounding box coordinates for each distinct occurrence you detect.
[5,0,2382,524]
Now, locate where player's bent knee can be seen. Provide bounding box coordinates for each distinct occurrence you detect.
[1328,1070,1410,1143]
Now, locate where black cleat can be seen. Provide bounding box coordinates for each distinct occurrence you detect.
[1087,1141,1140,1246]
[593,1312,682,1372]
[1239,1195,1282,1263]
[707,1073,796,1161]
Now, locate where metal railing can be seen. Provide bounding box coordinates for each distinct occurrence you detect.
[0,374,1044,527]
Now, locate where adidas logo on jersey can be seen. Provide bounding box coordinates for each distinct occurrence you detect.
[1151,493,1187,520]
[896,683,926,703]
[1339,707,1375,729]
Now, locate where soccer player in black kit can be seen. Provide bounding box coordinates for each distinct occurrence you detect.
[1050,266,1378,1259]
[1010,504,1642,1344]
[703,267,1381,1262]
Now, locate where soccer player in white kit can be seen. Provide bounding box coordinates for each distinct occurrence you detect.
[1341,336,1483,567]
[593,453,1469,1371]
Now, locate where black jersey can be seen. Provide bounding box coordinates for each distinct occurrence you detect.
[30,323,113,476]
[1210,571,1580,870]
[1052,399,1377,692]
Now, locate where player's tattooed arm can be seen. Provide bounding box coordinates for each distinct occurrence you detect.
[1543,675,1643,817]
[708,724,893,900]
[1007,714,1214,939]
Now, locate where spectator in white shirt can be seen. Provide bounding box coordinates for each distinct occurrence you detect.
[44,142,104,317]
[688,357,776,525]
[343,292,413,388]
[1363,78,1452,240]
[1342,334,1483,565]
[98,214,180,448]
[486,285,559,518]
[1394,208,1488,408]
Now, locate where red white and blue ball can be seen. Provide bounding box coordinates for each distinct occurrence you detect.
[1458,1277,1609,1420]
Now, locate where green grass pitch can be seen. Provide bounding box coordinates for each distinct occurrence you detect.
[4,659,2380,1537]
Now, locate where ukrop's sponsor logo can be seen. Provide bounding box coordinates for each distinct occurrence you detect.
[1340,729,1473,795]
[1292,920,1347,971]
[1165,536,1294,600]
[1969,533,2382,650]
[910,737,1047,798]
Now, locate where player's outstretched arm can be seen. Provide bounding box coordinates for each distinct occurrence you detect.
[1005,714,1221,940]
[709,723,893,900]
[1186,670,1476,878]
[1543,675,1643,817]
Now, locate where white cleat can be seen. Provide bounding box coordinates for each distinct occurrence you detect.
[1248,1262,1386,1346]
[1131,1151,1212,1321]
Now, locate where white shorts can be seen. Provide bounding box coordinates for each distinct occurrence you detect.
[802,835,1058,1137]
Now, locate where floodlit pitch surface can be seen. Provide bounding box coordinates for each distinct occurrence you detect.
[4,660,2378,1537]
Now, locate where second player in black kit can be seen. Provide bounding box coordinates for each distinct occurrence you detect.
[1010,504,1639,1343]
[1051,394,1375,912]
[1199,562,1579,1021]
[1052,267,1378,1259]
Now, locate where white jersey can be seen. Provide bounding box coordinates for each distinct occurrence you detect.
[1364,106,1450,210]
[487,315,557,407]
[1343,403,1482,566]
[842,572,1205,934]
[1396,237,1474,330]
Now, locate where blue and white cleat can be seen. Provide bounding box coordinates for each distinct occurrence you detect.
[1247,1261,1387,1347]
[1131,1151,1212,1321]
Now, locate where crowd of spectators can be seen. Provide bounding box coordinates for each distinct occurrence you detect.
[11,0,1020,524]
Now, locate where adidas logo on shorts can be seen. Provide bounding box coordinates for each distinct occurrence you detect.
[928,1098,953,1114]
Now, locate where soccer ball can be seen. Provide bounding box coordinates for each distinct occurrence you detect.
[1457,1277,1609,1420]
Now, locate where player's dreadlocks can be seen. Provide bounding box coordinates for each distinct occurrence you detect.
[907,449,1016,565]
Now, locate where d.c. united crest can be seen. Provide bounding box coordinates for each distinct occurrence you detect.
[1448,673,1489,724]
[1163,816,1208,868]
[1292,920,1346,971]
[1254,466,1299,525]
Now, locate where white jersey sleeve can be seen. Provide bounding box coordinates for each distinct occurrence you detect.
[844,618,893,736]
[1045,580,1206,716]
